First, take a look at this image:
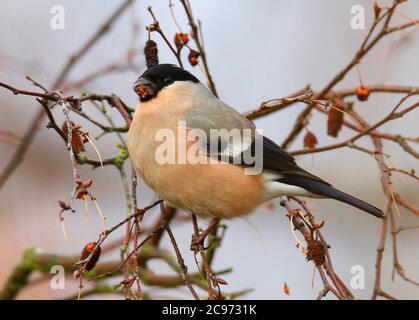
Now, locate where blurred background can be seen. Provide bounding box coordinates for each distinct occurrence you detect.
[0,0,417,299]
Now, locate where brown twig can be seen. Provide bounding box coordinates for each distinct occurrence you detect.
[160,202,200,300]
[280,198,354,300]
[0,0,136,190]
[191,214,214,299]
[281,0,413,149]
[290,98,418,156]
[179,0,218,97]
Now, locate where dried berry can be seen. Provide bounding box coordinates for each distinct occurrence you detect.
[80,242,101,271]
[303,131,318,149]
[306,240,326,266]
[356,86,370,101]
[188,49,200,67]
[174,32,189,50]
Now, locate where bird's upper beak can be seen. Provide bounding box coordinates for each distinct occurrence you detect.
[133,77,156,100]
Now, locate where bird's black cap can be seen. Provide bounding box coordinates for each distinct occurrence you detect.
[133,64,199,101]
[141,64,199,83]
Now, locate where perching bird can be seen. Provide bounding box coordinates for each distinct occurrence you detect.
[128,64,383,219]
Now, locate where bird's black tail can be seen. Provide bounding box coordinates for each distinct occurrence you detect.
[278,176,384,218]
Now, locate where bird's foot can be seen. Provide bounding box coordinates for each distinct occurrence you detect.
[190,218,220,252]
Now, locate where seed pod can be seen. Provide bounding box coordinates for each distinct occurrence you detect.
[303,131,318,149]
[188,49,200,67]
[356,86,370,101]
[144,40,159,68]
[80,242,101,271]
[327,100,344,137]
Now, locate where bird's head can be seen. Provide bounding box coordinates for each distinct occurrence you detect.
[133,64,199,102]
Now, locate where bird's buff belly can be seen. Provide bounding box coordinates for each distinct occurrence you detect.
[133,157,266,219]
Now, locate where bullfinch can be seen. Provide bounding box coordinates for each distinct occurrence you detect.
[128,64,383,219]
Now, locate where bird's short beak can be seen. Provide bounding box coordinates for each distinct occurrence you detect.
[133,77,156,99]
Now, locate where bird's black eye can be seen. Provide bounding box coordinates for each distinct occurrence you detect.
[163,77,173,85]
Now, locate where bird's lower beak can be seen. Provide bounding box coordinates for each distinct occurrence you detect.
[133,77,156,99]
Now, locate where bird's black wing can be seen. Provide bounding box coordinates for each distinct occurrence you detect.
[248,136,330,184]
[203,132,330,185]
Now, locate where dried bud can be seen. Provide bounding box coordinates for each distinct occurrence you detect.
[373,2,381,19]
[80,242,101,271]
[81,132,89,144]
[313,220,325,230]
[62,121,85,154]
[82,179,93,188]
[174,32,189,50]
[188,49,200,67]
[75,179,92,199]
[283,282,290,296]
[303,131,318,149]
[58,200,70,210]
[327,100,344,137]
[120,278,133,286]
[68,100,81,111]
[306,240,326,266]
[73,270,81,279]
[212,276,228,286]
[144,40,159,68]
[356,86,370,102]
[146,21,159,32]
